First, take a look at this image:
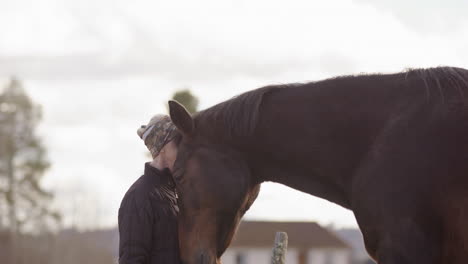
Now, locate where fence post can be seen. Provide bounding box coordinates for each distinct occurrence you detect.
[271,232,288,264]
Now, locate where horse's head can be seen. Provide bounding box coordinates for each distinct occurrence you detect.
[169,101,260,264]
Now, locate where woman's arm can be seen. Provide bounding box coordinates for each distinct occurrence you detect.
[118,192,153,264]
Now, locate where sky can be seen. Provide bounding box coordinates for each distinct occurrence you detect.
[1,0,467,229]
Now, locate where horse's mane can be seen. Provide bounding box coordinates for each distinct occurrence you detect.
[195,66,468,139]
[194,85,280,139]
[406,66,468,100]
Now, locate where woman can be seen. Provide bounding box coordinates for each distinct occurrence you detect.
[118,114,181,264]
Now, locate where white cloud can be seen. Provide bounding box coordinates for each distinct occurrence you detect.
[2,0,468,82]
[354,0,468,34]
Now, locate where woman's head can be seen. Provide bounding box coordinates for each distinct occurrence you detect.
[137,114,177,156]
[137,114,179,169]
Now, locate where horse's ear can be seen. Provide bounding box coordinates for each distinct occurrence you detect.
[168,100,194,136]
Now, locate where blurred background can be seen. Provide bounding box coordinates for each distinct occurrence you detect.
[0,0,467,263]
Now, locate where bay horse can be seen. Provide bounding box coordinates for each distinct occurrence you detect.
[169,66,468,264]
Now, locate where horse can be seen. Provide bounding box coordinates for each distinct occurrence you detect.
[168,66,468,264]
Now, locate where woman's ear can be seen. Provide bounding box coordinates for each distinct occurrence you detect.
[168,100,194,136]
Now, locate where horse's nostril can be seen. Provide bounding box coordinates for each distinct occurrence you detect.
[141,125,146,129]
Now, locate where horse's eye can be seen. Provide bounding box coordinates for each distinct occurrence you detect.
[172,167,185,182]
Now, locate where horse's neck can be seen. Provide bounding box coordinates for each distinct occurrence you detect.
[244,83,396,209]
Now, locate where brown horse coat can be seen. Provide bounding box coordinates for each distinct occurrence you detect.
[169,67,468,264]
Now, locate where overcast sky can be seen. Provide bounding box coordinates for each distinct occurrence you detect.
[1,0,467,229]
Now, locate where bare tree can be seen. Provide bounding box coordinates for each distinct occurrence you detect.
[0,78,60,262]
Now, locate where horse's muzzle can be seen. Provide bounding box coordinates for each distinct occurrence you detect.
[181,251,219,264]
[199,252,219,264]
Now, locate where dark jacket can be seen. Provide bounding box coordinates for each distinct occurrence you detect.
[118,163,181,264]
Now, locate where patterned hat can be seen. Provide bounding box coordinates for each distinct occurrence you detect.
[137,114,177,158]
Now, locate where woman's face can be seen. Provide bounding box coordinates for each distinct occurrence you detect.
[161,140,178,171]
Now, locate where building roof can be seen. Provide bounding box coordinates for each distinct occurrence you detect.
[229,221,350,249]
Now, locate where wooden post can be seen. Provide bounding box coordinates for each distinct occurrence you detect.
[271,232,288,264]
